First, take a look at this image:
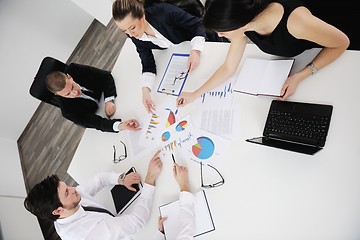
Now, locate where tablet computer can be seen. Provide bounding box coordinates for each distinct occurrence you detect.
[110,167,143,214]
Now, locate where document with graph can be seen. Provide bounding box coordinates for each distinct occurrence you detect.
[157,53,189,96]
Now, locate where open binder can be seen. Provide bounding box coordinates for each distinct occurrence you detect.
[234,58,294,96]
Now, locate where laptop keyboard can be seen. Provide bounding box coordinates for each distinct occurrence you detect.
[264,110,331,145]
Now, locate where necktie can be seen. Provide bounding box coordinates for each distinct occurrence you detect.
[83,205,115,217]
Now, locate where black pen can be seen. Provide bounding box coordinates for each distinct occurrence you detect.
[171,153,176,164]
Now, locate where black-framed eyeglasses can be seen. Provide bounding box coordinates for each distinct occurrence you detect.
[200,163,225,188]
[172,70,187,85]
[113,140,127,163]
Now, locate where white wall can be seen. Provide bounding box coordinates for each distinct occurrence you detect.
[71,0,113,26]
[0,0,93,239]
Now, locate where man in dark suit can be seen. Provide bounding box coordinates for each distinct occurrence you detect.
[112,1,225,113]
[45,63,140,132]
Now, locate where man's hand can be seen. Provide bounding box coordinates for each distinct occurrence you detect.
[173,163,189,192]
[142,87,155,114]
[157,216,168,234]
[122,172,141,192]
[187,50,201,72]
[145,150,163,186]
[105,100,116,118]
[118,119,141,131]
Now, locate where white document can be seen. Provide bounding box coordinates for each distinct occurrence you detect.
[234,58,294,96]
[191,107,236,140]
[159,190,215,239]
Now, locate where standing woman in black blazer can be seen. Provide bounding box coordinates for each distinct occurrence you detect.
[112,0,221,113]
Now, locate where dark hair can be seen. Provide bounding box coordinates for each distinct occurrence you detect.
[24,175,62,221]
[203,0,270,32]
[45,71,67,94]
[112,0,145,21]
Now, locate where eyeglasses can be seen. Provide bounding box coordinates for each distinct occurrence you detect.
[113,141,127,163]
[172,70,188,85]
[200,163,225,188]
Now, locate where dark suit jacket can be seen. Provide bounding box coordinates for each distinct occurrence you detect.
[130,3,220,75]
[55,63,121,132]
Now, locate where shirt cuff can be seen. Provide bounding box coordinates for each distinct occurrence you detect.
[141,183,156,199]
[104,96,115,103]
[112,121,122,132]
[179,191,195,204]
[141,72,156,91]
[190,36,205,52]
[110,172,121,185]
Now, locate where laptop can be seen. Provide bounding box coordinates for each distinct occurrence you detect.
[246,100,333,155]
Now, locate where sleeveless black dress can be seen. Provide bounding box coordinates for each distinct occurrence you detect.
[245,0,322,57]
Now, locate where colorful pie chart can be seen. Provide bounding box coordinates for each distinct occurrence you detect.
[161,131,171,142]
[192,137,215,160]
[176,120,188,132]
[166,108,176,127]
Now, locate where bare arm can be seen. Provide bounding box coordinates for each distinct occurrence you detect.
[177,35,247,106]
[280,7,349,100]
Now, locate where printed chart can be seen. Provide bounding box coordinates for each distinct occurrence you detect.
[200,82,233,103]
[192,137,215,160]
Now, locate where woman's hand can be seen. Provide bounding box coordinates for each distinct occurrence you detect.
[279,74,302,100]
[187,50,201,72]
[177,91,198,107]
[142,87,155,114]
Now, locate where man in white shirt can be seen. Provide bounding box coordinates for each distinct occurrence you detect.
[24,150,163,240]
[154,163,196,240]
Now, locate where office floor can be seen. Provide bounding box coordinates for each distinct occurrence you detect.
[17,19,127,240]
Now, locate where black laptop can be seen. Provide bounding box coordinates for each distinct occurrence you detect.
[246,100,333,155]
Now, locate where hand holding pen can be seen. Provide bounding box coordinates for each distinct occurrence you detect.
[172,154,189,192]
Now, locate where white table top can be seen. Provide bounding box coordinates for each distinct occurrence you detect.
[68,39,360,240]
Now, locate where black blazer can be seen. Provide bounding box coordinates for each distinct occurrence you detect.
[130,3,219,75]
[55,63,121,132]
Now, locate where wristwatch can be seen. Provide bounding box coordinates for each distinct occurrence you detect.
[307,62,318,75]
[119,172,126,185]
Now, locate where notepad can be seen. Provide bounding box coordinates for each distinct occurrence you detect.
[157,53,189,96]
[159,190,215,239]
[234,58,294,96]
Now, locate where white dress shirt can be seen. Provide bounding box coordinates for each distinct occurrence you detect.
[54,172,155,240]
[153,191,195,240]
[140,24,205,91]
[77,83,120,132]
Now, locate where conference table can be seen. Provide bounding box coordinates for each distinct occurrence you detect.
[68,38,360,240]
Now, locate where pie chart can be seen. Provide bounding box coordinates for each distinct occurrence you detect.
[192,137,215,160]
[161,131,170,142]
[176,120,188,132]
[165,108,176,127]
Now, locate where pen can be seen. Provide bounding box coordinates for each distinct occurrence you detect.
[171,153,176,164]
[175,98,184,115]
